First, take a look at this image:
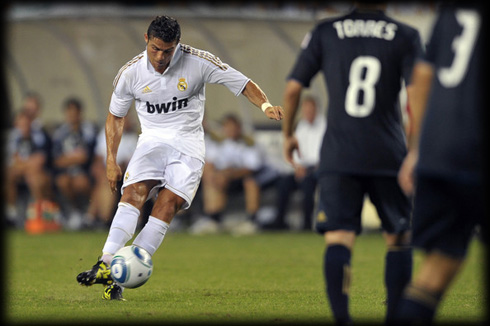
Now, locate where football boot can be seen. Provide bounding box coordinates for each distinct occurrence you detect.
[77,258,113,286]
[103,284,125,301]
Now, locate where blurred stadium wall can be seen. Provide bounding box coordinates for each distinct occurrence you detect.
[5,2,436,132]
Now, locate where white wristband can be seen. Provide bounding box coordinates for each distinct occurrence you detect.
[261,102,272,113]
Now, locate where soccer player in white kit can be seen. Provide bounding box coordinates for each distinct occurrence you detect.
[77,16,284,300]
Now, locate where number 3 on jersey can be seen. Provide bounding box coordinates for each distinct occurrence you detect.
[345,56,381,118]
[437,10,480,88]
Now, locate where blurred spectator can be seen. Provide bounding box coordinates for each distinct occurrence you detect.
[21,91,54,165]
[22,91,44,131]
[190,113,266,235]
[5,109,55,227]
[52,97,97,229]
[85,114,138,229]
[267,95,326,230]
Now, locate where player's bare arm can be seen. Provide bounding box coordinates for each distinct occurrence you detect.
[282,79,303,165]
[398,62,434,196]
[241,80,284,121]
[105,112,125,193]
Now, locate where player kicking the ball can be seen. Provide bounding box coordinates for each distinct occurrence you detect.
[77,15,284,300]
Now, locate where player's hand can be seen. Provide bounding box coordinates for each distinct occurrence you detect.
[106,160,123,194]
[398,150,418,197]
[283,136,299,166]
[265,106,284,121]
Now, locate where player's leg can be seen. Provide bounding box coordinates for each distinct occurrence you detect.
[396,251,463,324]
[77,180,156,288]
[299,169,317,230]
[271,174,296,229]
[383,231,412,322]
[71,173,92,210]
[367,176,412,322]
[5,166,21,224]
[97,139,174,266]
[54,172,78,221]
[55,173,73,202]
[394,177,483,324]
[132,188,185,255]
[201,162,228,222]
[100,180,158,264]
[323,230,356,325]
[243,175,260,221]
[316,174,364,324]
[133,147,203,255]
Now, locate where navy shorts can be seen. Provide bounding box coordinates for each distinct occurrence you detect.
[410,176,485,258]
[315,174,411,235]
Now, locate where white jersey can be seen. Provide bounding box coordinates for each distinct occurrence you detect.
[293,116,326,167]
[206,138,263,171]
[109,43,250,162]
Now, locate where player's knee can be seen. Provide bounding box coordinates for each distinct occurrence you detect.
[121,183,150,209]
[385,231,411,248]
[54,174,68,187]
[325,230,356,249]
[71,175,91,193]
[414,252,464,293]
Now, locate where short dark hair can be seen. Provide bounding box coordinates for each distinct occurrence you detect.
[63,97,83,111]
[147,16,181,43]
[221,113,241,127]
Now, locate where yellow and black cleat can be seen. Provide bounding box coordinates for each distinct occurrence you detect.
[77,259,114,286]
[103,284,125,301]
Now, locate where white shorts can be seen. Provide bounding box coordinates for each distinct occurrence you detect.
[121,139,204,210]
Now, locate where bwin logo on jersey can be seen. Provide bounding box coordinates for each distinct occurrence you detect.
[177,78,188,91]
[146,97,189,114]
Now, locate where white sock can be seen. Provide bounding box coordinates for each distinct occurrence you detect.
[132,216,170,256]
[101,202,140,265]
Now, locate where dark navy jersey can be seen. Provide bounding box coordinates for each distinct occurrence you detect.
[8,127,51,160]
[288,8,423,176]
[416,6,482,182]
[52,121,97,174]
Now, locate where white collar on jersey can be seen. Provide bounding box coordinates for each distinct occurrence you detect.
[145,43,183,76]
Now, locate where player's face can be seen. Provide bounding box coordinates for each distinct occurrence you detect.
[145,34,178,74]
[16,114,31,138]
[65,104,81,126]
[222,119,241,140]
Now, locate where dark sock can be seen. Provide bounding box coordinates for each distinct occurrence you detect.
[385,246,413,322]
[324,244,352,324]
[394,284,442,325]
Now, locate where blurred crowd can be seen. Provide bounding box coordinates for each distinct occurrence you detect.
[5,91,326,235]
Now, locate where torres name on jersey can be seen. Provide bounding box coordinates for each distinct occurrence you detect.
[333,19,398,40]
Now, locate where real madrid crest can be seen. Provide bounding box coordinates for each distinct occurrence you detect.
[177,78,188,91]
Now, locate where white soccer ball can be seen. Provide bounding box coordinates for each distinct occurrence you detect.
[110,245,153,288]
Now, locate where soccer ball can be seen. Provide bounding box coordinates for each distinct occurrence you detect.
[110,245,153,288]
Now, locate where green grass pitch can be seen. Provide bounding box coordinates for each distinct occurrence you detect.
[4,229,486,324]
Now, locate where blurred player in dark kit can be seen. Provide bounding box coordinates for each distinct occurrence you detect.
[282,2,423,324]
[395,3,486,324]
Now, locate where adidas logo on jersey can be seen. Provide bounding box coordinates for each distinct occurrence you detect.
[146,97,189,114]
[142,86,152,93]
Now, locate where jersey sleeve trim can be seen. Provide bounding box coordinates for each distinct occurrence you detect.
[108,107,128,118]
[235,78,250,97]
[113,51,145,90]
